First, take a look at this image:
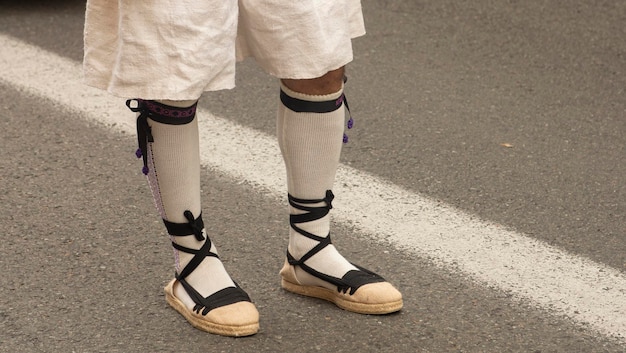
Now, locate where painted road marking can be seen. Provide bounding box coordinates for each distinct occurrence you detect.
[2,34,625,340]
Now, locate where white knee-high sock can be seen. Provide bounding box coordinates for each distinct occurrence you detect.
[278,84,358,280]
[140,99,235,309]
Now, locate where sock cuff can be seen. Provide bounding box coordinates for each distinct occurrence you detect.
[280,84,346,114]
[127,99,197,124]
[280,82,344,102]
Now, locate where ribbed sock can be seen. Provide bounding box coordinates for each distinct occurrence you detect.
[277,85,358,281]
[139,99,236,309]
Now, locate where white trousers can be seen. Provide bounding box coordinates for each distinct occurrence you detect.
[83,0,366,100]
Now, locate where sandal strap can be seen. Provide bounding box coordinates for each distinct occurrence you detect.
[288,190,334,242]
[163,210,206,240]
[165,210,251,314]
[287,190,386,295]
[178,279,252,316]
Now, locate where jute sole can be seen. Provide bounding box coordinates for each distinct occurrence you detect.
[281,279,403,315]
[164,280,259,337]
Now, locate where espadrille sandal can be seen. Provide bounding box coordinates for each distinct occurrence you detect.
[163,210,259,336]
[279,191,403,314]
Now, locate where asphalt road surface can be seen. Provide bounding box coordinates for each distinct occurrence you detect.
[1,1,625,352]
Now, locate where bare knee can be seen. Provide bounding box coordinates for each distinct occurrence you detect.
[281,67,345,95]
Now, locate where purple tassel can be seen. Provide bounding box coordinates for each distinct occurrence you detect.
[135,148,143,158]
[142,166,149,175]
[347,117,354,129]
[343,134,349,144]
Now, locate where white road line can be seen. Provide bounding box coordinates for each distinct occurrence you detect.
[2,34,625,340]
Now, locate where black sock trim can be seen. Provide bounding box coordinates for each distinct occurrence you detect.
[127,99,197,124]
[280,89,344,113]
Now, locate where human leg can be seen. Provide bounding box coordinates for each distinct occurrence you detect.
[277,69,403,314]
[85,0,259,335]
[130,99,259,336]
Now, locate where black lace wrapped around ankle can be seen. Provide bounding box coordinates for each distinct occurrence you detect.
[163,211,252,315]
[286,190,385,295]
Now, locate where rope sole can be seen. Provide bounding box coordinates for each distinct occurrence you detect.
[281,278,403,315]
[164,279,260,337]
